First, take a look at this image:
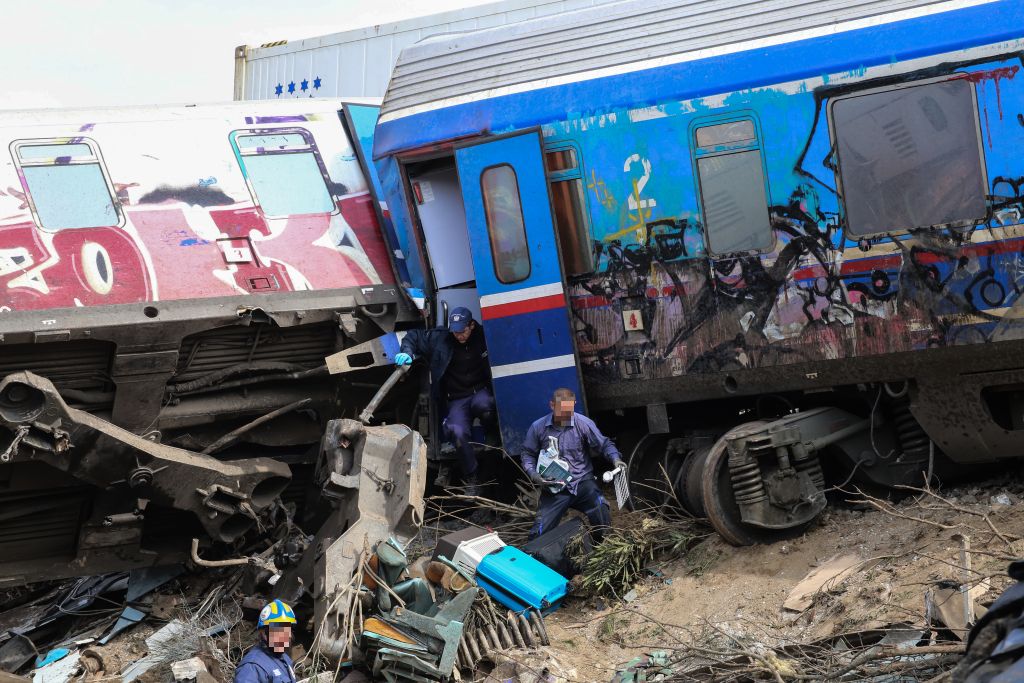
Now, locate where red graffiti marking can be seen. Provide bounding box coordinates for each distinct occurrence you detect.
[0,221,150,310]
[958,65,1019,121]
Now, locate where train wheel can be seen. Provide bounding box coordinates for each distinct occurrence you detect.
[624,433,671,510]
[680,445,710,517]
[701,421,803,546]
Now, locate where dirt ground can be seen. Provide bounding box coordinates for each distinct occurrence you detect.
[538,477,1024,681]
[25,475,1024,682]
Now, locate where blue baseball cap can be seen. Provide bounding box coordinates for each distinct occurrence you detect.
[448,307,474,332]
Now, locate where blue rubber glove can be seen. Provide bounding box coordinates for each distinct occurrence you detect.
[394,352,413,366]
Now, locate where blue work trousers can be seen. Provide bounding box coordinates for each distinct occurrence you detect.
[529,477,611,542]
[443,386,494,477]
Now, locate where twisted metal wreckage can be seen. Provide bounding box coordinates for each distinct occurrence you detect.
[0,365,550,682]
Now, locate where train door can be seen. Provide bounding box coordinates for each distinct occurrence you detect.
[453,130,583,452]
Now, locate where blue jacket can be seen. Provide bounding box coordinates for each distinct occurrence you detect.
[399,326,489,402]
[233,646,295,683]
[521,412,622,494]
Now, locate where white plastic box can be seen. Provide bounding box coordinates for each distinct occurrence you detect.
[452,532,506,578]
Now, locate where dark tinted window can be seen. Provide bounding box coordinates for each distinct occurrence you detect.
[549,178,593,274]
[545,147,594,275]
[694,119,772,254]
[833,79,986,235]
[545,148,577,173]
[481,165,530,283]
[697,152,772,254]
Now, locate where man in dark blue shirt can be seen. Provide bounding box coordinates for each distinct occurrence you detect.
[395,307,494,492]
[233,600,297,683]
[521,387,625,541]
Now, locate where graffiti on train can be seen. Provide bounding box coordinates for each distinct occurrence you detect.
[554,58,1024,383]
[0,116,393,312]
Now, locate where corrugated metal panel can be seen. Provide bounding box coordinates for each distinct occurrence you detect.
[174,323,338,383]
[380,0,982,118]
[237,0,622,100]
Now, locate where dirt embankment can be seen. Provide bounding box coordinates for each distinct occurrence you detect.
[539,480,1024,681]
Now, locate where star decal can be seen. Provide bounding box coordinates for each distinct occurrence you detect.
[274,83,283,96]
[300,79,308,91]
[313,77,322,90]
[287,81,295,94]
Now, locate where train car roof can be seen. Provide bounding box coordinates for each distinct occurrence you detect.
[0,97,382,127]
[377,0,1019,136]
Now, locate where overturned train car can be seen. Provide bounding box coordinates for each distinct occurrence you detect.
[0,100,421,583]
[373,0,1024,543]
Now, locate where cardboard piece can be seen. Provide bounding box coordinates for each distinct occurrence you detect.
[784,555,863,612]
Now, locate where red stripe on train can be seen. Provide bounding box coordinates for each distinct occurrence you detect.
[480,293,566,320]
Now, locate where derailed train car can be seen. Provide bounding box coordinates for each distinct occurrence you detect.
[0,100,422,584]
[373,0,1024,543]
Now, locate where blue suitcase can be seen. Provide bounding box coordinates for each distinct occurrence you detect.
[474,545,568,613]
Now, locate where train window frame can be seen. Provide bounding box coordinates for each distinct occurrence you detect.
[10,138,124,232]
[229,127,338,219]
[689,114,774,256]
[544,141,595,276]
[479,163,532,285]
[827,75,989,238]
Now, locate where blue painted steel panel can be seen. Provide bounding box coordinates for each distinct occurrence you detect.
[483,308,575,367]
[343,103,412,287]
[455,132,583,452]
[374,1,1022,157]
[455,134,564,297]
[493,365,582,455]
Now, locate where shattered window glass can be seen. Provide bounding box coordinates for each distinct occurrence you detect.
[234,130,335,217]
[14,141,120,230]
[481,164,531,284]
[832,78,987,235]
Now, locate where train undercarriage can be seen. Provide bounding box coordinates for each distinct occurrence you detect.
[623,369,1024,546]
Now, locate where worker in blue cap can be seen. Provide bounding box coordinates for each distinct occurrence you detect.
[233,599,297,683]
[395,307,493,493]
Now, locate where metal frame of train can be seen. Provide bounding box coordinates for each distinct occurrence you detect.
[0,99,422,583]
[372,0,1024,543]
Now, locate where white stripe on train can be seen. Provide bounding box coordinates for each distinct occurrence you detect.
[479,281,564,308]
[490,353,577,379]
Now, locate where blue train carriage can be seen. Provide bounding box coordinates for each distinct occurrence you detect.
[373,0,1024,544]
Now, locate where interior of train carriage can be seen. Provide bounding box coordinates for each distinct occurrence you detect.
[399,130,591,457]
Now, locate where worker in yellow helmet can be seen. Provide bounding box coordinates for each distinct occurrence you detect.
[233,599,297,683]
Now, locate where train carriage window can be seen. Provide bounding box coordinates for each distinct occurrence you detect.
[545,145,594,275]
[480,164,531,284]
[231,130,335,217]
[831,78,987,235]
[12,140,121,231]
[692,118,773,254]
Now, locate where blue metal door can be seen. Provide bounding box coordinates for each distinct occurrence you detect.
[455,131,582,454]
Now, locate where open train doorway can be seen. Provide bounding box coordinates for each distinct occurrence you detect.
[401,130,585,491]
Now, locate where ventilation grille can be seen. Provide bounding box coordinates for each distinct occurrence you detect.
[0,340,115,409]
[174,323,339,383]
[0,488,87,564]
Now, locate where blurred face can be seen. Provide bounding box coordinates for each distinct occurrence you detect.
[451,320,475,344]
[266,625,292,654]
[551,397,575,424]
